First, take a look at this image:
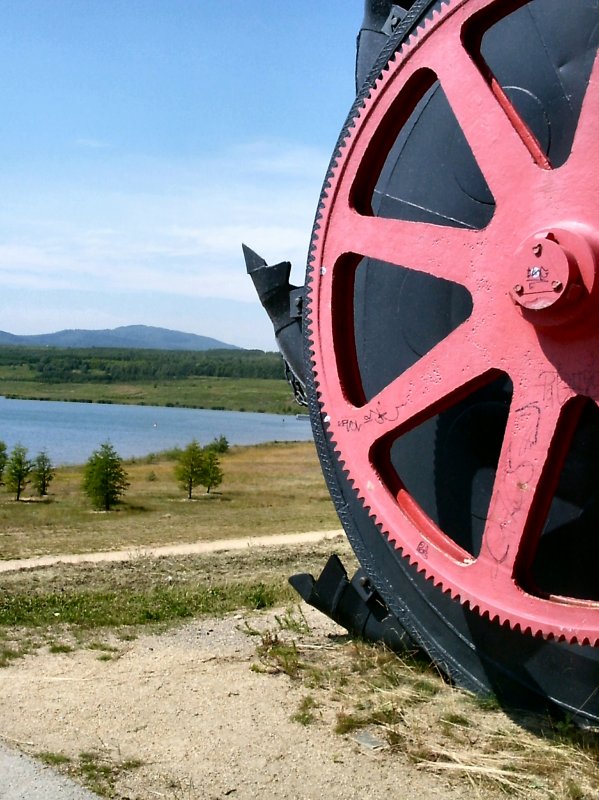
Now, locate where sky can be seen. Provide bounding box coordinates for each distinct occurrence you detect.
[0,1,364,350]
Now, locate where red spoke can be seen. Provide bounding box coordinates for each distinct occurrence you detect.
[478,386,570,579]
[324,210,482,290]
[333,320,495,453]
[569,49,599,174]
[430,36,548,200]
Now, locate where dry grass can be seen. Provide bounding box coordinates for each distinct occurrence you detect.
[0,538,353,594]
[254,617,599,800]
[0,441,339,559]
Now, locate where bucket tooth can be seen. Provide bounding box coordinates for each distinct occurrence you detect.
[290,555,413,652]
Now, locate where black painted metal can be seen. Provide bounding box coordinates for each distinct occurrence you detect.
[242,244,307,405]
[289,555,412,652]
[247,0,599,724]
[356,1,421,89]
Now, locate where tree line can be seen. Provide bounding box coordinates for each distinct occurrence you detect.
[0,346,285,383]
[0,436,227,508]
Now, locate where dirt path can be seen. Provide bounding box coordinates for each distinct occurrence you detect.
[0,529,344,574]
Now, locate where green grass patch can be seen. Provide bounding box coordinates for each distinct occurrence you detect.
[0,642,27,666]
[76,750,144,797]
[0,540,356,662]
[48,642,74,654]
[39,751,72,766]
[0,580,292,629]
[0,375,298,414]
[291,694,319,726]
[37,741,142,797]
[253,630,302,677]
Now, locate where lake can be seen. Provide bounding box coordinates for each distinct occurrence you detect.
[0,397,313,465]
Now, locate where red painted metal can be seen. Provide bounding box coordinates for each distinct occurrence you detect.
[307,0,599,645]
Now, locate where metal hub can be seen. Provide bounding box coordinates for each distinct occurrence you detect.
[510,229,597,328]
[511,234,576,312]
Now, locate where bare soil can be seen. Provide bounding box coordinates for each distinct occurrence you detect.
[0,606,475,800]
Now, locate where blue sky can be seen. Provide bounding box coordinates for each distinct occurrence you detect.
[0,1,363,349]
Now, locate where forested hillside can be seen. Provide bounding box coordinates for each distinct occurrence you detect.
[0,324,237,351]
[0,346,284,384]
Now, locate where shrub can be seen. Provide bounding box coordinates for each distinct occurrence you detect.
[6,444,32,501]
[32,450,55,496]
[205,435,229,454]
[82,442,129,511]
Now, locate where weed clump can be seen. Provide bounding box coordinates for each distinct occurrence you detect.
[36,749,143,798]
[291,695,319,726]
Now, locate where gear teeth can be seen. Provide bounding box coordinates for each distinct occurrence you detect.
[388,0,454,73]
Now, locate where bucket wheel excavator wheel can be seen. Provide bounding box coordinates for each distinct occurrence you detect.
[306,0,599,723]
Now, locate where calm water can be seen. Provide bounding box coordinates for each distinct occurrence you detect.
[0,397,313,465]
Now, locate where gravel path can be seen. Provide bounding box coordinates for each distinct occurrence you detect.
[0,743,100,800]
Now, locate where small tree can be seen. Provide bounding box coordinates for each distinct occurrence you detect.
[6,444,32,501]
[0,441,7,484]
[32,450,55,497]
[205,434,229,454]
[174,440,205,499]
[200,450,224,494]
[82,442,129,511]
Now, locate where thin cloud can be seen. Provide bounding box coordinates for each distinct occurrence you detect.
[0,140,328,305]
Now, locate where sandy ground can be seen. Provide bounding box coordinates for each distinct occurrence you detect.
[0,604,478,800]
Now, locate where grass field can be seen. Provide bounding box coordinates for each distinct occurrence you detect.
[0,538,354,634]
[0,438,346,672]
[0,441,339,560]
[1,375,298,414]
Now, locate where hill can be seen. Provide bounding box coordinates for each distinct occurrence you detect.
[0,325,238,351]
